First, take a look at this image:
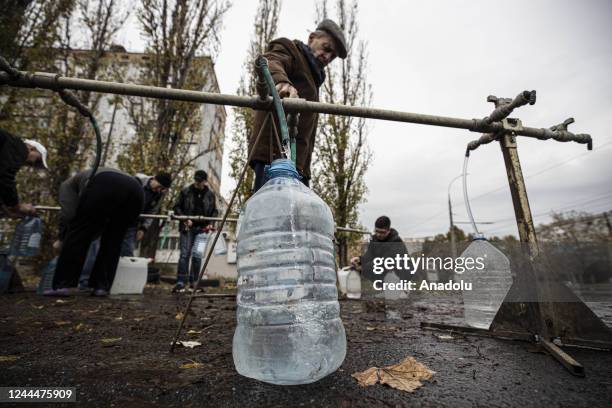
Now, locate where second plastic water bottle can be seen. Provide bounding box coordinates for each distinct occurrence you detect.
[460,238,513,329]
[232,159,346,385]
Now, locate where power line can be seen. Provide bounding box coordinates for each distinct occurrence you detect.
[408,141,612,233]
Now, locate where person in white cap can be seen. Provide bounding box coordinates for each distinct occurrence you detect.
[0,128,48,218]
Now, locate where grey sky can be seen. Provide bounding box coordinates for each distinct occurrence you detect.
[116,0,612,238]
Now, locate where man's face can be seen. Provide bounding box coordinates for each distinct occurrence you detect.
[25,144,42,167]
[308,32,337,68]
[150,179,167,194]
[374,227,390,240]
[194,179,207,190]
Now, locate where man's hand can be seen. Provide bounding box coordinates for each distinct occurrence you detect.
[52,240,62,250]
[136,230,145,241]
[183,219,193,228]
[5,203,36,218]
[19,203,36,215]
[350,256,361,269]
[276,82,299,98]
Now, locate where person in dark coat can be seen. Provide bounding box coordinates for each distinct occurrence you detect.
[47,168,144,296]
[352,216,413,282]
[0,128,48,217]
[172,169,218,292]
[249,19,348,192]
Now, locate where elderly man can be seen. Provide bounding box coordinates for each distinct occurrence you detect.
[0,128,48,217]
[249,19,347,192]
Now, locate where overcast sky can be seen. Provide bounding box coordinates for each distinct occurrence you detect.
[117,0,612,239]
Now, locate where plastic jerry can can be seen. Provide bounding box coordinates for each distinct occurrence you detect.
[110,257,149,295]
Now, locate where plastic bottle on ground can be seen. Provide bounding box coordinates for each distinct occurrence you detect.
[232,159,346,385]
[459,237,513,329]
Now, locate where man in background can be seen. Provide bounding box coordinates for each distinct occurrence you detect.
[172,170,217,292]
[352,216,413,283]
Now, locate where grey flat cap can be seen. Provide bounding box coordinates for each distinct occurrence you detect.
[316,19,347,59]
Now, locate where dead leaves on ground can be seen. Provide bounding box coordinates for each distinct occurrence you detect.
[352,357,435,393]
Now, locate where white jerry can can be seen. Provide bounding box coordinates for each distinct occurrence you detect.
[337,266,351,295]
[346,269,362,299]
[110,257,149,295]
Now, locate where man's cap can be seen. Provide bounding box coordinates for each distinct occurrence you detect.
[155,172,172,189]
[375,215,391,229]
[194,169,208,182]
[24,139,48,169]
[316,19,347,59]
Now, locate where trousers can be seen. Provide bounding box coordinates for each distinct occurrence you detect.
[53,172,144,290]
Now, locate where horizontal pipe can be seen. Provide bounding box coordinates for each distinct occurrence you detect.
[1,70,589,140]
[33,206,367,233]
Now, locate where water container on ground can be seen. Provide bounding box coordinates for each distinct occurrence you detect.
[346,269,362,299]
[232,159,346,385]
[110,257,149,295]
[460,238,513,329]
[337,266,351,295]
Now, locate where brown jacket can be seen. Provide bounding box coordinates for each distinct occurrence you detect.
[249,38,320,179]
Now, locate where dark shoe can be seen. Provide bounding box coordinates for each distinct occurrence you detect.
[92,289,108,297]
[172,282,186,293]
[42,288,70,297]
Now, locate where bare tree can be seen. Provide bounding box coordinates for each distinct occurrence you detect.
[228,0,281,210]
[1,0,128,265]
[313,0,372,266]
[118,0,230,257]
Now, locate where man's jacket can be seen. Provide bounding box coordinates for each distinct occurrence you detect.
[134,174,163,232]
[360,228,413,281]
[250,38,321,179]
[173,184,218,231]
[58,167,127,238]
[0,129,28,207]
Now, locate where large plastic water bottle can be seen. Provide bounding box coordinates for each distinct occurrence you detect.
[233,159,346,385]
[10,216,43,257]
[459,237,513,329]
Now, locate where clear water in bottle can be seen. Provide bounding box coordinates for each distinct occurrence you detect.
[460,238,513,329]
[10,216,43,257]
[232,159,346,385]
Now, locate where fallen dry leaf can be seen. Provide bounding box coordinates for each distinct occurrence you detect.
[187,330,202,335]
[55,299,68,304]
[180,362,205,369]
[436,334,453,340]
[133,317,145,322]
[366,326,376,331]
[0,355,20,362]
[176,340,202,349]
[100,337,122,344]
[31,304,44,310]
[175,312,185,320]
[54,321,71,326]
[74,323,84,331]
[352,357,435,393]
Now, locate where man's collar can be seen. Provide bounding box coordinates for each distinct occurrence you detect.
[296,40,325,88]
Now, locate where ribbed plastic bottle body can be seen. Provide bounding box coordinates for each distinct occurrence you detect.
[10,217,42,257]
[460,240,513,329]
[232,176,346,385]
